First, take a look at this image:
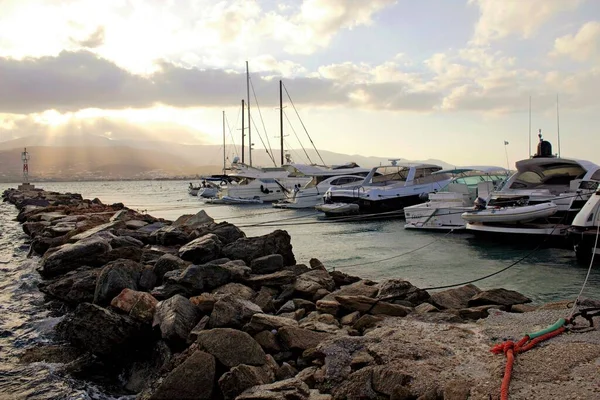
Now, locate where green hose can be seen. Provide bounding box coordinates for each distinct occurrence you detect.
[526,318,566,339]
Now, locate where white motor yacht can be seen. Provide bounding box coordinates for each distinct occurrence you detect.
[316,160,453,216]
[404,167,508,230]
[568,188,600,263]
[465,134,600,238]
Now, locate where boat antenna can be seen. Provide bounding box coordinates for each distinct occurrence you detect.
[246,61,252,167]
[503,140,510,171]
[528,95,531,158]
[556,93,561,158]
[241,99,245,164]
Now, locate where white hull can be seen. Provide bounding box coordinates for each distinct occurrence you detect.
[220,177,310,203]
[205,195,264,205]
[404,205,471,230]
[462,202,558,223]
[188,188,200,196]
[197,187,219,198]
[466,222,569,236]
[314,202,359,215]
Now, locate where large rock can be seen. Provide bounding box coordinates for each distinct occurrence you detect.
[93,259,145,306]
[110,288,158,323]
[278,326,332,351]
[172,210,214,231]
[250,254,284,274]
[236,378,311,400]
[38,267,101,304]
[219,363,275,400]
[178,234,222,264]
[39,236,112,278]
[70,220,126,242]
[196,328,266,368]
[56,302,149,358]
[295,269,336,297]
[194,221,246,245]
[468,288,532,307]
[212,282,256,300]
[329,270,361,288]
[222,230,296,266]
[23,221,50,237]
[245,270,297,288]
[335,295,411,317]
[153,295,201,344]
[429,284,481,310]
[151,225,189,246]
[322,280,379,302]
[209,295,263,329]
[161,263,232,297]
[377,279,430,306]
[153,254,188,284]
[149,350,215,400]
[245,313,299,333]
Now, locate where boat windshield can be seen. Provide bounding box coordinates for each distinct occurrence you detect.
[509,164,586,193]
[437,174,506,192]
[371,166,410,184]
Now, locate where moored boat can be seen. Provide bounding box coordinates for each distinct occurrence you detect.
[462,202,558,224]
[567,188,600,263]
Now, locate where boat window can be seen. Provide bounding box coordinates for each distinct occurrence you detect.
[305,177,318,188]
[509,164,586,193]
[591,170,600,181]
[372,167,410,184]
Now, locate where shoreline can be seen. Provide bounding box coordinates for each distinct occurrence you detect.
[3,186,600,400]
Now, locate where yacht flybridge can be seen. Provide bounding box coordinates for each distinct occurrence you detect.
[464,133,600,238]
[315,160,453,216]
[404,167,508,230]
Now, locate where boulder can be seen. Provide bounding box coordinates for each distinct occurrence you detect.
[151,226,189,246]
[329,270,361,288]
[212,282,256,301]
[38,267,101,304]
[245,270,297,288]
[222,230,296,266]
[299,312,342,334]
[335,295,411,317]
[153,295,201,344]
[219,363,275,400]
[278,327,332,351]
[172,210,214,231]
[220,260,252,281]
[23,221,51,237]
[56,303,149,359]
[178,233,222,264]
[429,284,481,310]
[153,254,188,284]
[316,300,340,316]
[93,259,145,306]
[161,263,231,297]
[245,313,299,333]
[377,279,430,306]
[187,315,210,343]
[209,295,263,329]
[94,246,143,265]
[39,236,112,278]
[322,280,379,301]
[110,235,144,249]
[236,378,311,400]
[254,331,282,353]
[467,288,532,307]
[126,220,148,230]
[254,287,278,313]
[190,293,220,313]
[196,328,266,368]
[295,269,336,297]
[193,221,246,245]
[250,254,284,274]
[70,220,126,242]
[137,222,167,235]
[149,350,216,400]
[110,288,158,323]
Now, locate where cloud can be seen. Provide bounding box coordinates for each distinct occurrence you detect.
[469,0,583,45]
[71,26,106,48]
[551,21,600,62]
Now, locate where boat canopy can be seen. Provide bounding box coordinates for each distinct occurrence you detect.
[433,166,508,175]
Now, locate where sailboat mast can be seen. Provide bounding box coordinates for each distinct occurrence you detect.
[556,94,561,158]
[241,99,245,164]
[528,96,531,158]
[222,110,226,174]
[246,61,252,167]
[280,80,284,166]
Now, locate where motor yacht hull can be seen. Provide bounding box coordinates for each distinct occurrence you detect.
[322,193,425,215]
[197,187,219,198]
[404,206,470,230]
[204,196,264,205]
[462,202,558,224]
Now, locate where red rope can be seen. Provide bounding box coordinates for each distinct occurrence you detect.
[491,326,567,400]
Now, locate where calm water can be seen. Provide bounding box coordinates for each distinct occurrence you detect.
[1,179,599,398]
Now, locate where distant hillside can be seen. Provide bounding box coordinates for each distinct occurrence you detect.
[0,134,454,182]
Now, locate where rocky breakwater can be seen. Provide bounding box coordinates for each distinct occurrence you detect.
[4,187,600,400]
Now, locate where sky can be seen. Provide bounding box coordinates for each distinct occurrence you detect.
[0,0,599,167]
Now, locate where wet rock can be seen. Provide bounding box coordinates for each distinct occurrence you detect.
[56,302,149,359]
[209,295,263,329]
[196,328,266,368]
[468,288,531,307]
[178,233,222,264]
[236,378,311,400]
[212,282,256,300]
[153,295,201,344]
[93,259,145,306]
[149,350,216,400]
[20,344,82,364]
[110,288,158,323]
[278,326,332,351]
[219,363,275,400]
[295,269,336,298]
[254,331,281,353]
[222,229,296,266]
[153,254,188,284]
[23,221,51,237]
[38,267,101,304]
[250,254,284,274]
[429,284,481,310]
[245,313,299,333]
[329,270,362,288]
[39,236,112,278]
[31,235,68,256]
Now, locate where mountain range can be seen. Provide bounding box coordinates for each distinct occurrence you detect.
[0,133,452,182]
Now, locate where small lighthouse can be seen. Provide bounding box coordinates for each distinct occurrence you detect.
[18,147,35,191]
